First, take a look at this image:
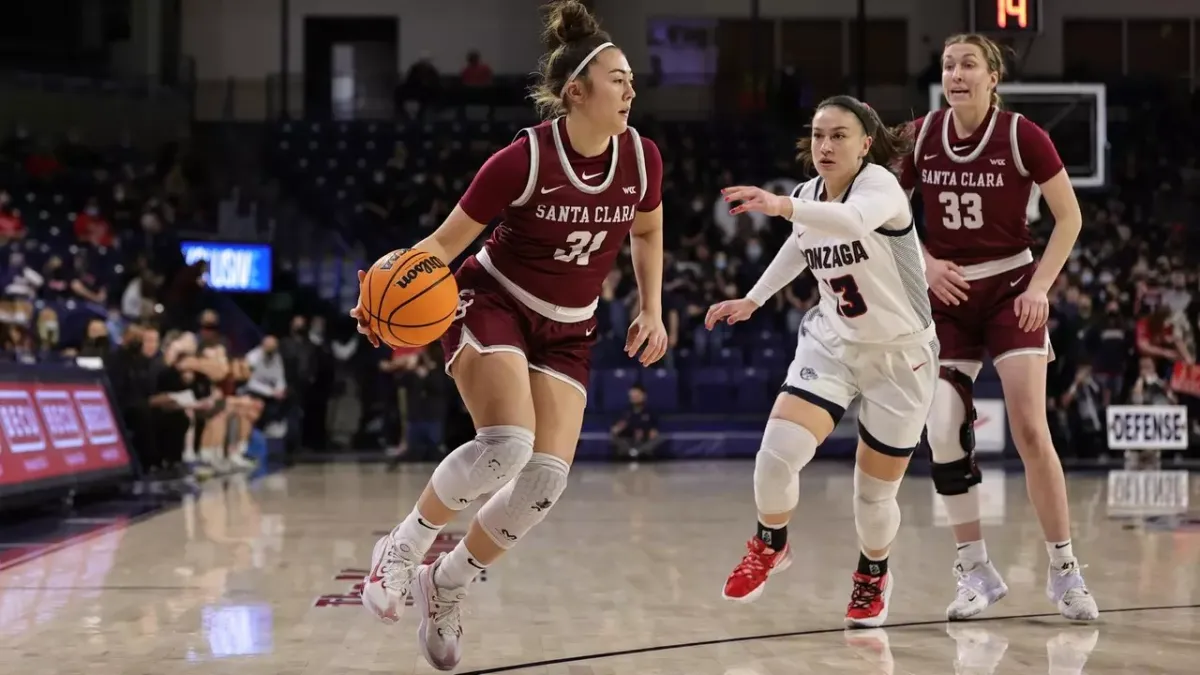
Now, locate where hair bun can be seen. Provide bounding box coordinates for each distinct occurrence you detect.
[543,0,602,49]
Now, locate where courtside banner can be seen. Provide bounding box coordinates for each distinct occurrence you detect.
[0,363,133,494]
[1106,405,1189,451]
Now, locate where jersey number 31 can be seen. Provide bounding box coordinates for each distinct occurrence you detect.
[554,230,608,266]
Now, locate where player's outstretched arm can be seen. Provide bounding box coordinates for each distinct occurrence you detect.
[625,202,668,366]
[745,234,809,308]
[724,169,906,241]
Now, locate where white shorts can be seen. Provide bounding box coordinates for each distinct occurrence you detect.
[783,313,939,455]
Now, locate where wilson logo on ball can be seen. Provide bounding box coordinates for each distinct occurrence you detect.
[395,257,447,290]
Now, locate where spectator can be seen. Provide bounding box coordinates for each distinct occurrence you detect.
[610,385,661,461]
[396,346,450,462]
[245,334,288,437]
[460,51,494,87]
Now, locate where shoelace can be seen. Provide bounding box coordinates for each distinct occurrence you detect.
[382,549,415,591]
[431,590,465,637]
[953,564,985,598]
[848,577,884,610]
[732,541,772,578]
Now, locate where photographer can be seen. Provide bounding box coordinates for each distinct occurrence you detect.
[395,345,449,461]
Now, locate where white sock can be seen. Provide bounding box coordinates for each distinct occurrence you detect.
[956,540,988,565]
[1047,539,1074,564]
[201,446,221,462]
[233,440,248,458]
[434,540,487,590]
[390,506,443,563]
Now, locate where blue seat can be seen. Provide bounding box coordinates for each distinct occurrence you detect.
[641,368,679,413]
[599,369,639,413]
[689,367,731,413]
[750,347,790,369]
[709,346,744,367]
[732,367,772,413]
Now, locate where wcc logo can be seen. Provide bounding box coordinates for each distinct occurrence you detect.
[34,390,85,450]
[72,389,120,446]
[314,531,487,608]
[0,389,46,453]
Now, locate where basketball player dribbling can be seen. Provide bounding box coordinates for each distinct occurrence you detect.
[900,33,1099,621]
[709,96,936,628]
[348,1,667,669]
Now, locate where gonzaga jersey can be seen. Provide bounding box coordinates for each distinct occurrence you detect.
[792,164,933,346]
[476,117,651,321]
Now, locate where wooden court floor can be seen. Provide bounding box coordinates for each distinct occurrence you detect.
[1,462,1197,674]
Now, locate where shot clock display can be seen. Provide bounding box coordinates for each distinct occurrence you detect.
[970,0,1043,35]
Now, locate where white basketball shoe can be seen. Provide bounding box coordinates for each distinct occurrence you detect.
[946,559,1009,621]
[360,534,418,624]
[415,553,467,671]
[1046,559,1099,621]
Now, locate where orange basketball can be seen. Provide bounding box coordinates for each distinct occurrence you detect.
[360,249,459,348]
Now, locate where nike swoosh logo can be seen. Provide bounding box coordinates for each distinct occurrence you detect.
[585,327,595,336]
[467,557,486,570]
[540,185,565,194]
[367,557,386,584]
[1055,542,1070,549]
[966,594,978,602]
[1009,275,1025,287]
[581,171,604,180]
[417,517,438,530]
[953,145,971,152]
[923,154,938,161]
[912,362,927,372]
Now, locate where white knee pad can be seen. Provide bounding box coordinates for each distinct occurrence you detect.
[430,425,535,510]
[927,378,968,465]
[853,467,902,553]
[477,453,570,549]
[754,419,819,515]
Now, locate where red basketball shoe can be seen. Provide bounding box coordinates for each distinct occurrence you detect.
[721,537,792,603]
[845,570,893,628]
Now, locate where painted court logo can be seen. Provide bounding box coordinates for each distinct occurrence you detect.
[314,532,487,608]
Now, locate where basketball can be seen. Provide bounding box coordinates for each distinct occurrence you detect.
[360,248,458,348]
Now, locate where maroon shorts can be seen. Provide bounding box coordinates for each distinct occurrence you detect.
[440,256,597,398]
[931,262,1052,372]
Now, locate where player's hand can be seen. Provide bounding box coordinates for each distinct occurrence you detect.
[925,258,970,306]
[705,298,759,329]
[721,186,790,218]
[1014,285,1050,332]
[625,311,669,366]
[350,270,381,348]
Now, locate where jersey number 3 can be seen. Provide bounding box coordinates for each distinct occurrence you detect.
[938,191,983,229]
[829,275,868,318]
[554,230,608,266]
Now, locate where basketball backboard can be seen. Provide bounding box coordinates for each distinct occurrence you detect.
[927,82,1107,189]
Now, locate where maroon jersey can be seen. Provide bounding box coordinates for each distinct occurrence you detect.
[459,117,663,321]
[899,107,1063,266]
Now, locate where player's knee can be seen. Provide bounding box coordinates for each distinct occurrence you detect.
[753,419,818,514]
[853,467,901,552]
[430,425,535,510]
[928,369,984,495]
[477,453,570,549]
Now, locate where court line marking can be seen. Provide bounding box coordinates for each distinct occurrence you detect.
[456,603,1200,674]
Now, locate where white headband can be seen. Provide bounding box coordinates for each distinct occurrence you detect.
[562,41,614,92]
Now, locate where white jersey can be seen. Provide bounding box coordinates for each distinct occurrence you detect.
[747,162,933,346]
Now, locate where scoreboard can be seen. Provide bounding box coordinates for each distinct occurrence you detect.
[969,0,1043,35]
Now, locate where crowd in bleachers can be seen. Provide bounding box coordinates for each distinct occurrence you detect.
[271,83,1200,460]
[0,124,283,486]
